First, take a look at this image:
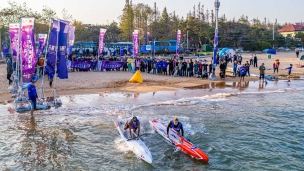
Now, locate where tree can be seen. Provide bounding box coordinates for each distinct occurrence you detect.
[295,32,304,45]
[119,0,134,42]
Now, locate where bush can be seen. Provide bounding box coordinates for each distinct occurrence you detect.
[243,41,272,51]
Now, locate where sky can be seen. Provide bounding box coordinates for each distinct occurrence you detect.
[1,0,304,25]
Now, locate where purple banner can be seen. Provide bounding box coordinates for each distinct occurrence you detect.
[45,19,59,75]
[176,30,181,57]
[21,18,36,83]
[213,29,218,65]
[68,25,75,56]
[9,23,20,58]
[100,61,126,70]
[36,34,47,59]
[147,32,150,45]
[57,20,69,79]
[133,30,139,58]
[98,28,107,57]
[70,61,97,69]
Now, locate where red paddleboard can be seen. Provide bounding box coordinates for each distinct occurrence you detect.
[149,119,209,162]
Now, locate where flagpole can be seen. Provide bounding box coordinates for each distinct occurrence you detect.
[40,18,52,100]
[53,20,60,101]
[211,0,220,79]
[19,18,23,86]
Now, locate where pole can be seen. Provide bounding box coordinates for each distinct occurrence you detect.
[273,22,275,49]
[53,20,60,101]
[212,0,220,79]
[19,18,23,86]
[40,18,52,99]
[153,39,156,58]
[187,31,189,51]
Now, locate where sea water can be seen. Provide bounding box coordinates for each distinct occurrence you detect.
[0,80,303,170]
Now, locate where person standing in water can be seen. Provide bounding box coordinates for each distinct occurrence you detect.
[259,63,266,81]
[166,118,184,137]
[28,80,38,116]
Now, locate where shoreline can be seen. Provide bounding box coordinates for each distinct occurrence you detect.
[0,75,261,103]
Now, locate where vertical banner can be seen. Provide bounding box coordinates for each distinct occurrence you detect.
[68,25,76,56]
[36,34,47,59]
[9,23,20,59]
[57,20,69,79]
[147,32,150,45]
[98,28,107,57]
[213,29,218,65]
[176,30,181,57]
[20,18,36,83]
[133,30,139,58]
[45,19,60,75]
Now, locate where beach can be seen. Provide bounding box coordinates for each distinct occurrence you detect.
[1,52,303,103]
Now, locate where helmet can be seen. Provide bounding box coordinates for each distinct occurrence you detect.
[132,116,137,122]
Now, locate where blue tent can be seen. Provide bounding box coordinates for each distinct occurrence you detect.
[263,49,276,54]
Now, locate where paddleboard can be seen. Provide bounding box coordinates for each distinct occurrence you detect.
[114,120,152,164]
[149,119,209,162]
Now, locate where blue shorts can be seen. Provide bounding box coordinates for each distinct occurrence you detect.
[31,100,36,109]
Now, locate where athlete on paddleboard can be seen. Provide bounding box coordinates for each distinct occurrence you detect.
[124,116,141,139]
[166,118,184,137]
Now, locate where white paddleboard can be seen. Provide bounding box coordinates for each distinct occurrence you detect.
[114,120,152,164]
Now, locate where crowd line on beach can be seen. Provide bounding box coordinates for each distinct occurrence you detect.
[4,52,294,87]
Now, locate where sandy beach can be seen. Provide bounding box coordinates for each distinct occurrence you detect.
[0,51,303,102]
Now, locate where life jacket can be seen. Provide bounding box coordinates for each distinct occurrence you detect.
[240,67,246,75]
[39,58,44,66]
[171,121,182,132]
[130,119,139,129]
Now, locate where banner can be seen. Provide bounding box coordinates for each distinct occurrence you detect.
[9,23,20,58]
[68,25,76,56]
[70,61,97,70]
[45,19,59,75]
[57,20,69,79]
[176,30,181,57]
[213,29,218,65]
[133,30,139,58]
[98,28,107,57]
[101,61,126,70]
[147,32,150,45]
[20,18,36,83]
[36,34,47,59]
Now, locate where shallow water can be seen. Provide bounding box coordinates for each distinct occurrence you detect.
[0,80,303,170]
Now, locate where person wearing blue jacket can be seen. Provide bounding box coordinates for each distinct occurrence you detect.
[285,64,293,76]
[156,60,162,75]
[28,80,38,116]
[162,60,168,75]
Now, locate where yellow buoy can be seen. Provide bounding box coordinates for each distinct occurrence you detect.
[129,70,143,83]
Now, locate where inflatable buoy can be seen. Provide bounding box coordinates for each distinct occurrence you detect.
[129,70,143,83]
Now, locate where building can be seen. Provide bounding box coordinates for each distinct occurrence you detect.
[278,23,304,38]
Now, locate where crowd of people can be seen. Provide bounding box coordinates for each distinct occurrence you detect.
[4,51,295,87]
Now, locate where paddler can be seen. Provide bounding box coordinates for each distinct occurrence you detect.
[166,118,184,137]
[124,116,140,139]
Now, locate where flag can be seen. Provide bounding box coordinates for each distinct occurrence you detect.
[36,34,47,59]
[20,18,36,83]
[68,25,76,56]
[57,20,69,79]
[9,23,20,58]
[213,29,218,65]
[147,32,150,45]
[176,30,181,57]
[45,19,59,75]
[98,28,107,57]
[133,30,139,58]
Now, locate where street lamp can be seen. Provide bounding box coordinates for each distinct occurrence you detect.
[0,18,2,58]
[211,0,220,80]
